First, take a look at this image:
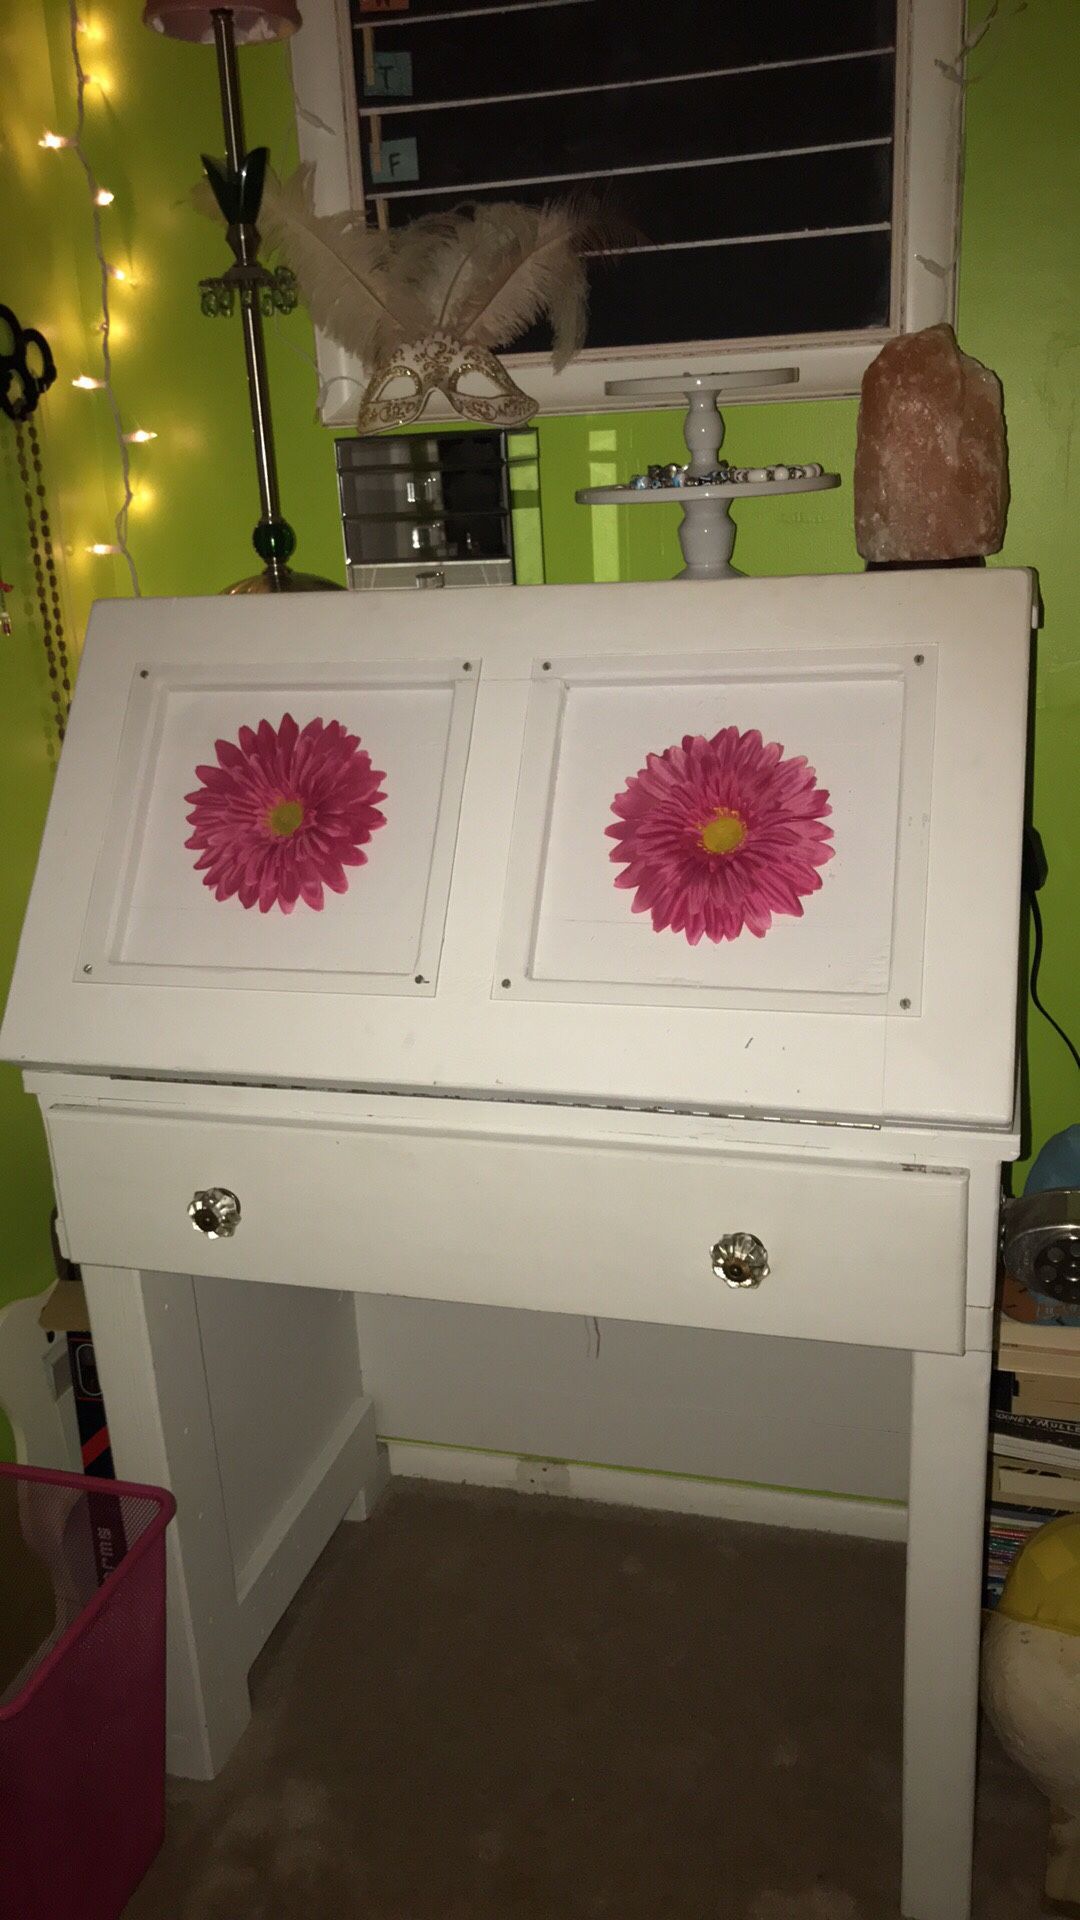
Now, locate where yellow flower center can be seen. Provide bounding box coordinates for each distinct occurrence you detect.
[267,798,304,839]
[699,808,747,856]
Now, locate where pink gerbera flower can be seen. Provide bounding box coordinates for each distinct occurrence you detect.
[607,726,834,944]
[184,713,387,914]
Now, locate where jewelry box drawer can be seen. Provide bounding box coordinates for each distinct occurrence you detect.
[45,1104,968,1355]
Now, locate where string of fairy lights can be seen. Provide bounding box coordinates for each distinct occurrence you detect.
[38,3,147,594]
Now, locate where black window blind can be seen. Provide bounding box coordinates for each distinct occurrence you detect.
[350,0,898,352]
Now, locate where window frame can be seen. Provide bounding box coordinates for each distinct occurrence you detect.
[288,0,965,423]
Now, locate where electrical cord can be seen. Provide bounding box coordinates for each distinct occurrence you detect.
[66,0,140,594]
[44,2,142,594]
[1028,884,1080,1073]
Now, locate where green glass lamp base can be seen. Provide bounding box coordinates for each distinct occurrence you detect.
[223,517,345,593]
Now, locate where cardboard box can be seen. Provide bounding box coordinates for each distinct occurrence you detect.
[37,1279,89,1335]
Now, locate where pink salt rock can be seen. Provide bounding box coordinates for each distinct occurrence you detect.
[854,324,1008,562]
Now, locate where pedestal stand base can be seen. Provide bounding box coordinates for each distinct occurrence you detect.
[575,372,839,581]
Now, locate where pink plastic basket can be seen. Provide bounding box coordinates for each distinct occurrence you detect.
[0,1463,176,1920]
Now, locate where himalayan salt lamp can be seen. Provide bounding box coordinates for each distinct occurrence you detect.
[854,324,1008,564]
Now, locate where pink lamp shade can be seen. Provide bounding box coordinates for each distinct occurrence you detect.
[143,0,300,42]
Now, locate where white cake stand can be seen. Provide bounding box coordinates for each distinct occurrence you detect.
[575,371,840,580]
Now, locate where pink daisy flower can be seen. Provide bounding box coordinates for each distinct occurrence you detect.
[184,713,387,914]
[607,726,834,944]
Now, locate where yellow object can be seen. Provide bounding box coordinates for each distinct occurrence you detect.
[999,1514,1080,1637]
[267,800,304,838]
[699,810,747,856]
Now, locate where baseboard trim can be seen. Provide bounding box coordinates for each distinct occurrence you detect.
[382,1440,907,1542]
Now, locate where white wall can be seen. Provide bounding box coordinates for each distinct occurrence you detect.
[353,1297,911,1504]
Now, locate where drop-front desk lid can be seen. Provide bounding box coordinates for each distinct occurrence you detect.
[2,572,1033,1128]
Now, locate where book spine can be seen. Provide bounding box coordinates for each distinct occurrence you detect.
[992,1410,1080,1450]
[991,1359,1076,1405]
[991,1460,1080,1511]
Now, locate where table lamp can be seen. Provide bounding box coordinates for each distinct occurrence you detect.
[144,0,341,592]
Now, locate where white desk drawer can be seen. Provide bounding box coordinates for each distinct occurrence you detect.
[48,1105,968,1354]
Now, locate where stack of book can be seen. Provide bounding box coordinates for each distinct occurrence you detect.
[985,1504,1051,1607]
[985,1273,1080,1603]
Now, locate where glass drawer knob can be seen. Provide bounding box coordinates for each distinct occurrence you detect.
[711,1232,769,1288]
[188,1187,241,1239]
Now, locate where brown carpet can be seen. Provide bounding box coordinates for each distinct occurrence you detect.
[125,1479,1047,1920]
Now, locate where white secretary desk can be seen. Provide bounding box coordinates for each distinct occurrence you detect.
[2,572,1035,1920]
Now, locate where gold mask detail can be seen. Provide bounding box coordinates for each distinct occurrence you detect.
[356,333,538,434]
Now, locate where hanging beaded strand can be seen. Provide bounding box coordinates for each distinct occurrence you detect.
[14,415,72,754]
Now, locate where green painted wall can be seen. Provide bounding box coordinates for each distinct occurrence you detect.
[1,0,1076,1455]
[958,0,1080,1174]
[0,0,128,1460]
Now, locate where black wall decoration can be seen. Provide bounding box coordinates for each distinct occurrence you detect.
[0,304,58,422]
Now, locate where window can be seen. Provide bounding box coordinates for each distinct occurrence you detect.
[290,0,964,421]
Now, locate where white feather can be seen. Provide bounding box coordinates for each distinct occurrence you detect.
[420,201,594,371]
[255,173,613,376]
[390,210,480,333]
[257,166,422,367]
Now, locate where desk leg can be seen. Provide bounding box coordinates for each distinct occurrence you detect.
[82,1265,253,1780]
[901,1347,991,1920]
